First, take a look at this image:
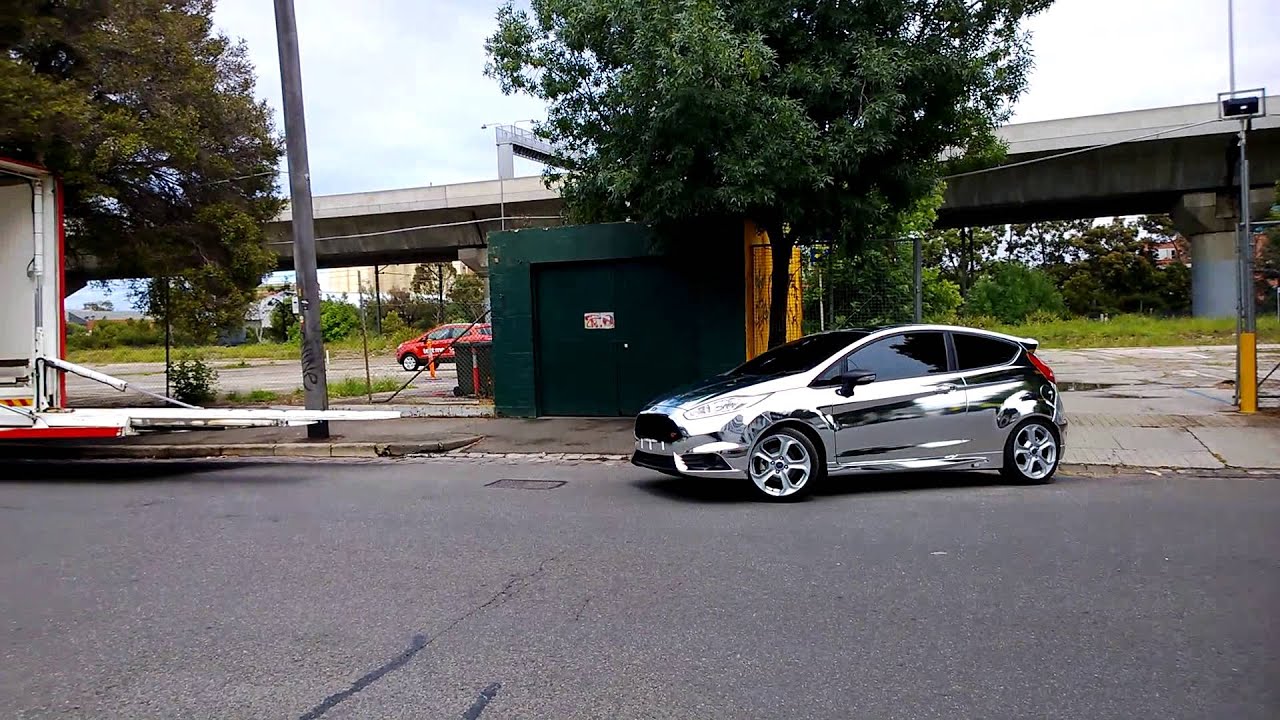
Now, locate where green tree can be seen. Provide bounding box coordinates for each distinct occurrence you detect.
[922,226,1002,297]
[1005,220,1093,267]
[921,267,963,322]
[1,0,282,333]
[964,262,1065,323]
[446,274,487,323]
[285,300,359,344]
[486,0,1053,347]
[266,300,296,343]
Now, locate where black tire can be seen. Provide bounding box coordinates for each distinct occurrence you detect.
[400,354,420,372]
[1000,417,1061,484]
[747,427,824,502]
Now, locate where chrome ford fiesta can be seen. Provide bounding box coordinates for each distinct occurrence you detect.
[632,324,1068,501]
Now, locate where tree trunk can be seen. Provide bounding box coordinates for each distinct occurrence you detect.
[767,230,794,349]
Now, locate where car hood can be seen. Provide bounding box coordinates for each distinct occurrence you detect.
[646,372,806,411]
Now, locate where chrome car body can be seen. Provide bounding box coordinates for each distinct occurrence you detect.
[632,325,1067,492]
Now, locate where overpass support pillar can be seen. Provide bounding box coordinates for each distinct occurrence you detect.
[1172,190,1273,318]
[459,248,491,314]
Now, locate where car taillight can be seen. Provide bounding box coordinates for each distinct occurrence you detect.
[1027,352,1055,384]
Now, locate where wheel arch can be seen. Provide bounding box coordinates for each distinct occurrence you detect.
[759,419,829,475]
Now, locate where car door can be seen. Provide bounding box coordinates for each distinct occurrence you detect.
[815,331,971,468]
[950,331,1033,457]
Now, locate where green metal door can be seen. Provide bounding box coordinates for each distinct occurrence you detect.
[613,260,697,415]
[534,259,699,416]
[534,262,620,416]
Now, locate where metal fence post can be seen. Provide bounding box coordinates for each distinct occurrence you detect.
[913,236,923,323]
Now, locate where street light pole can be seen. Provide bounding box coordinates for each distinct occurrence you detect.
[481,119,537,231]
[273,0,329,438]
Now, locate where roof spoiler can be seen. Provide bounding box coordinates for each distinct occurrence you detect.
[1017,337,1040,353]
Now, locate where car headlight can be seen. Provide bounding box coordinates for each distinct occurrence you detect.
[683,394,768,420]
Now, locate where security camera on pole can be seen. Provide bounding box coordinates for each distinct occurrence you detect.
[1218,87,1266,414]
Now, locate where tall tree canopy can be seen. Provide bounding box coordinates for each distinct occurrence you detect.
[486,0,1053,345]
[0,0,281,337]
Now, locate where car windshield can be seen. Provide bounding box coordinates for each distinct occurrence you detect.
[728,330,870,377]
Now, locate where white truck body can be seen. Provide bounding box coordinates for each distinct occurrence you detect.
[0,157,399,439]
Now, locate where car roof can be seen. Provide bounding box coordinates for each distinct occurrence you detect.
[861,323,1036,347]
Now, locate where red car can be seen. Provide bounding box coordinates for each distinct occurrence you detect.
[397,323,492,371]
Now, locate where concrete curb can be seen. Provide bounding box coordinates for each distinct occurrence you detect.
[1061,463,1280,477]
[2,436,484,461]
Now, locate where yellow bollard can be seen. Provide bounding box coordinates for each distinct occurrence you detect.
[1239,331,1257,414]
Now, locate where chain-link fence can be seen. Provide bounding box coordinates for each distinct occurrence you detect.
[349,263,492,404]
[798,239,922,333]
[64,261,493,408]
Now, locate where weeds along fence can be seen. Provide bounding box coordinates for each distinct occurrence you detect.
[795,239,923,333]
[348,266,493,405]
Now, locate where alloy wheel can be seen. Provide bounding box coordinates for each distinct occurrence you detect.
[749,434,813,498]
[1013,423,1057,480]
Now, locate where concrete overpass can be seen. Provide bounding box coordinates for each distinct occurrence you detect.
[265,96,1278,315]
[68,98,1277,315]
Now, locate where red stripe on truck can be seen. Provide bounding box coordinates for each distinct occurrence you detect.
[0,426,123,440]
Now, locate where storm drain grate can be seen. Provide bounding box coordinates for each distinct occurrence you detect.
[486,478,566,490]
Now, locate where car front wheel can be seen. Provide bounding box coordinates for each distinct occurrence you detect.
[400,354,420,372]
[1000,418,1060,484]
[748,428,822,501]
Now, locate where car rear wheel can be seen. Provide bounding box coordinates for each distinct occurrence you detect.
[400,354,420,372]
[1000,418,1060,484]
[748,428,822,501]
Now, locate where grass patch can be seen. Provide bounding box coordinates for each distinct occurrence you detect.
[222,389,284,404]
[221,378,401,405]
[67,335,400,365]
[324,376,402,399]
[968,315,1280,350]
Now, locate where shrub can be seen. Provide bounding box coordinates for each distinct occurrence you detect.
[964,263,1066,324]
[284,300,361,344]
[169,357,218,405]
[1024,308,1066,325]
[922,268,963,322]
[380,310,410,341]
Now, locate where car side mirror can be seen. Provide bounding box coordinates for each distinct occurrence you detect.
[836,370,877,397]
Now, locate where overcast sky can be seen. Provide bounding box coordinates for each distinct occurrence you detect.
[210,0,1279,196]
[72,0,1279,309]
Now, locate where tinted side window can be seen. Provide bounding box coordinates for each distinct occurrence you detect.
[839,332,949,382]
[953,333,1018,371]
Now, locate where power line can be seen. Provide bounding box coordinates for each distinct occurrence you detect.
[942,117,1224,180]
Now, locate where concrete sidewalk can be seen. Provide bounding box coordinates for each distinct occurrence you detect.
[1045,344,1280,470]
[11,344,1280,470]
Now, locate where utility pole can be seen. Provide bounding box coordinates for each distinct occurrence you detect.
[373,265,383,335]
[274,0,329,438]
[1237,117,1256,413]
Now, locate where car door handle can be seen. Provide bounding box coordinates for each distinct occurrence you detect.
[930,383,959,394]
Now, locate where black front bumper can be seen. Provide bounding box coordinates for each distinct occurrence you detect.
[630,450,682,478]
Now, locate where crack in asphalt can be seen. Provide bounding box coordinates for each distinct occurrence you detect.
[461,682,502,719]
[296,556,556,720]
[573,595,592,622]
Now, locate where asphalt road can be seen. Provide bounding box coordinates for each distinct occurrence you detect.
[1,460,1276,719]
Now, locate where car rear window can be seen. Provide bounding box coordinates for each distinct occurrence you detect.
[953,333,1019,370]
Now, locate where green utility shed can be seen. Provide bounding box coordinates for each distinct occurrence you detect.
[489,222,746,417]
